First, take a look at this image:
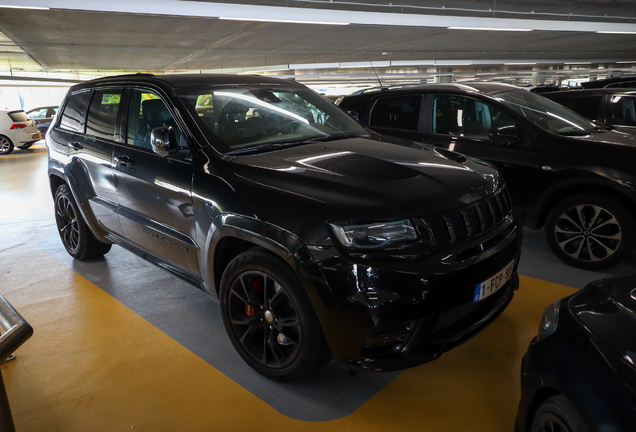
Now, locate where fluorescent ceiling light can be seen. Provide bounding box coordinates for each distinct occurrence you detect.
[564,62,592,64]
[219,17,349,25]
[617,60,636,63]
[0,4,48,9]
[597,31,636,34]
[504,62,537,65]
[476,73,497,75]
[448,27,532,32]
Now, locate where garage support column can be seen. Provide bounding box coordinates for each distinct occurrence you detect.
[435,75,453,83]
[531,72,545,86]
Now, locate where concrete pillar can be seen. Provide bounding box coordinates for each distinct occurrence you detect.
[531,72,546,85]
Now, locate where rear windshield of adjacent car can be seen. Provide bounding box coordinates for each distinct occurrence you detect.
[59,91,90,132]
[8,111,29,122]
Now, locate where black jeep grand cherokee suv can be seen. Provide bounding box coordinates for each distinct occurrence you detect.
[47,74,521,381]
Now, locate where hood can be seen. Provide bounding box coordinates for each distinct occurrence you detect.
[229,137,501,220]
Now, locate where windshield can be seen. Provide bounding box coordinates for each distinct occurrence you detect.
[490,89,595,135]
[179,85,368,154]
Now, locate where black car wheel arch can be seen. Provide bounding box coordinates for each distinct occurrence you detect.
[219,248,330,381]
[54,184,112,260]
[545,194,634,269]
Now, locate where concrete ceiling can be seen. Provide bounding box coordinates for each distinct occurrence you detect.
[0,0,635,89]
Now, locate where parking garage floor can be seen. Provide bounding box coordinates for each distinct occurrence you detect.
[1,145,635,432]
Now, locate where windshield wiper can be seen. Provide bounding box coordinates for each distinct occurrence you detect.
[555,129,592,136]
[225,141,311,156]
[304,133,365,142]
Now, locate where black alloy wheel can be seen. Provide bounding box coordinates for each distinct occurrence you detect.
[546,194,634,269]
[0,136,14,155]
[531,396,591,432]
[54,184,112,260]
[219,248,329,381]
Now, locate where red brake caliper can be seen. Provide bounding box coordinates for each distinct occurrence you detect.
[245,277,263,317]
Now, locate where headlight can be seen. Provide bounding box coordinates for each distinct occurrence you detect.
[536,299,561,342]
[329,219,418,250]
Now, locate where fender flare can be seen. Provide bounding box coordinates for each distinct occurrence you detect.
[200,213,337,322]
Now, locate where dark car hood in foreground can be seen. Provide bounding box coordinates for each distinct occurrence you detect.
[570,276,636,373]
[230,137,501,220]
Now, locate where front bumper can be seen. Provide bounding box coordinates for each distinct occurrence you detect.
[309,216,522,371]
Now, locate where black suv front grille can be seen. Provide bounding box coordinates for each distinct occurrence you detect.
[417,187,512,248]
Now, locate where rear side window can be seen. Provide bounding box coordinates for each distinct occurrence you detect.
[610,95,636,127]
[370,96,422,130]
[59,91,90,132]
[8,111,29,122]
[27,108,48,119]
[551,96,602,121]
[86,90,123,141]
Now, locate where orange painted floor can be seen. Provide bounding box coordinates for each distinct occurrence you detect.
[0,148,615,431]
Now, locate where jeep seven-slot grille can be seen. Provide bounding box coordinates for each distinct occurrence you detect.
[419,187,512,248]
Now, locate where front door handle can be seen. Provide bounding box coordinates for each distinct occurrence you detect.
[68,142,83,150]
[117,155,132,166]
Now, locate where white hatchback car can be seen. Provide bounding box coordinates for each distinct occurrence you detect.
[0,109,41,155]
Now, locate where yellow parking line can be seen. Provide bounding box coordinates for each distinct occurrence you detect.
[2,253,576,432]
[0,149,47,159]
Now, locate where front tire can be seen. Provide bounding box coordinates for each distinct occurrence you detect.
[531,395,591,432]
[0,136,14,155]
[219,248,330,381]
[54,184,112,260]
[545,194,634,269]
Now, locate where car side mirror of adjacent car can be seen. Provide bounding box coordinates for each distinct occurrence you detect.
[488,125,520,145]
[150,126,188,158]
[348,111,360,121]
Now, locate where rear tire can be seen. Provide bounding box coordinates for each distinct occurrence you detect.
[54,184,112,260]
[545,194,634,269]
[531,395,591,432]
[0,136,14,155]
[219,248,330,381]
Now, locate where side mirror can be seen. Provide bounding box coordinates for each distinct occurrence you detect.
[488,125,520,145]
[347,111,360,122]
[150,126,188,158]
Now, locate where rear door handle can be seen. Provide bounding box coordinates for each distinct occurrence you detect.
[117,155,132,166]
[68,142,83,150]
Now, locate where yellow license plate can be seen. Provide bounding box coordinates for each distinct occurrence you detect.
[33,133,40,139]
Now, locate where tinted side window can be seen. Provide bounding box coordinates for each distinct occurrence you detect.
[432,95,516,140]
[86,90,123,141]
[552,96,601,121]
[59,91,90,132]
[610,95,636,126]
[370,96,421,130]
[126,89,181,150]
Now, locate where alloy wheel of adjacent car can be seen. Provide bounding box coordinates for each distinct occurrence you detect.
[0,136,14,155]
[546,194,634,269]
[54,184,112,260]
[531,396,591,432]
[219,248,329,381]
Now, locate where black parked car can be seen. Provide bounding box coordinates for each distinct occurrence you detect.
[543,88,636,131]
[339,83,636,269]
[515,276,636,432]
[581,75,636,89]
[47,74,521,381]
